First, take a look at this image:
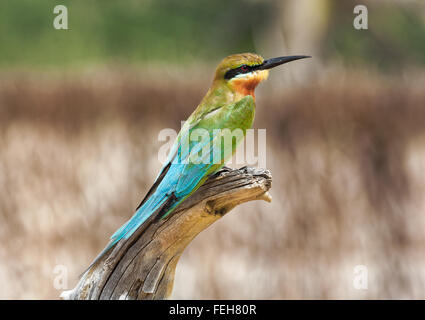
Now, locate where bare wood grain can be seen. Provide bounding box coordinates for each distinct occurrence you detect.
[61,166,272,300]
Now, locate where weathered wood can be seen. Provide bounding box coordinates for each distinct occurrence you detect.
[61,166,272,300]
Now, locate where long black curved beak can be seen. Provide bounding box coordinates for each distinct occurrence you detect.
[258,55,311,70]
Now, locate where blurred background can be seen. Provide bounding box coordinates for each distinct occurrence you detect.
[0,0,425,299]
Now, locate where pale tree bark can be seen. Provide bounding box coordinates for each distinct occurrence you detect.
[61,166,272,300]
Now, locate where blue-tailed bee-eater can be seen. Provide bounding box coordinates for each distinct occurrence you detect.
[87,53,310,270]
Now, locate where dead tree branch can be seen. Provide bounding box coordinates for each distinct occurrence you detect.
[61,166,272,300]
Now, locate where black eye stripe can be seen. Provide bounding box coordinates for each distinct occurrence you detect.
[224,64,259,80]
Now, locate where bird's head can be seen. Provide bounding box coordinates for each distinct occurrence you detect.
[213,53,310,97]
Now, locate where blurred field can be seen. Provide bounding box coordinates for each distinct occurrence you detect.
[0,70,424,299]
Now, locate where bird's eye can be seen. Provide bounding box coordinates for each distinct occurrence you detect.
[240,65,249,72]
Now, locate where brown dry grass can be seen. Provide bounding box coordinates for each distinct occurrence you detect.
[0,70,425,299]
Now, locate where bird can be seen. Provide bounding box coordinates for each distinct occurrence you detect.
[85,53,310,272]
